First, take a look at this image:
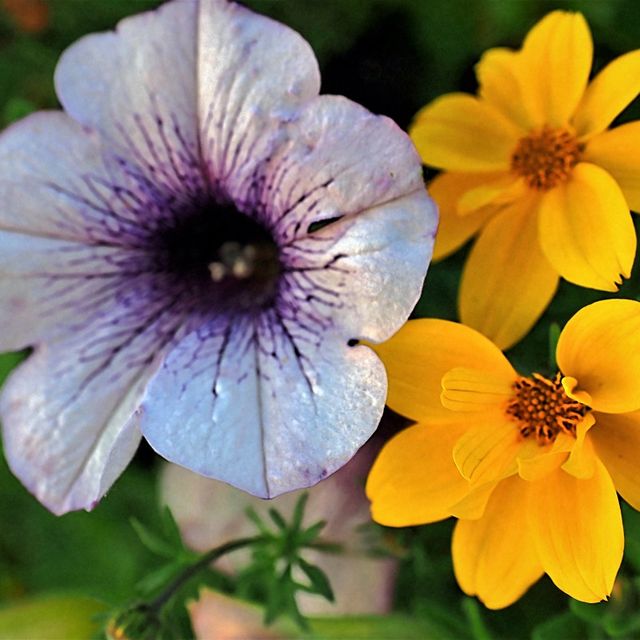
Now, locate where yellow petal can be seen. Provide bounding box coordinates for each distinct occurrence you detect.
[516,434,573,481]
[518,11,593,127]
[537,162,636,290]
[452,417,521,485]
[590,410,640,511]
[452,476,544,609]
[441,367,514,412]
[410,93,519,172]
[518,450,566,481]
[429,172,500,261]
[573,50,640,137]
[459,194,559,350]
[561,414,597,479]
[556,299,640,414]
[584,122,640,212]
[476,47,532,130]
[374,318,516,423]
[561,375,593,407]
[457,175,525,215]
[528,459,623,603]
[366,421,470,526]
[450,481,498,520]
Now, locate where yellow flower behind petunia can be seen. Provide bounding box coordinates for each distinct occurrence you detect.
[366,299,640,609]
[411,11,640,349]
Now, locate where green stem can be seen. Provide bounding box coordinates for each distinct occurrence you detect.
[148,535,265,612]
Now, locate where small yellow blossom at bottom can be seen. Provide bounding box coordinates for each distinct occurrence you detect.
[366,299,640,609]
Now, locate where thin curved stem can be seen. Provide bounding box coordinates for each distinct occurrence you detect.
[148,535,266,612]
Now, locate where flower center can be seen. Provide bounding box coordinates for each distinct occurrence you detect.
[154,201,281,310]
[510,127,583,190]
[506,372,589,446]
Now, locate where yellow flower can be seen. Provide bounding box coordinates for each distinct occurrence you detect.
[366,299,640,609]
[411,11,640,349]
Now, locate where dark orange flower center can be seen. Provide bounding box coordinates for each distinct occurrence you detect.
[506,372,589,446]
[511,127,583,190]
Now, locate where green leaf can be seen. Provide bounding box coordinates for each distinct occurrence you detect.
[135,561,185,596]
[291,493,309,532]
[2,97,36,126]
[547,322,561,370]
[130,518,175,559]
[299,520,327,546]
[160,506,186,552]
[297,558,334,602]
[0,351,25,386]
[569,600,606,627]
[245,507,272,537]
[461,598,494,640]
[532,611,587,640]
[603,611,640,638]
[268,507,288,531]
[305,614,461,640]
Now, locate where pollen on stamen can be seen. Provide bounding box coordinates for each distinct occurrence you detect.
[511,127,584,191]
[505,372,589,446]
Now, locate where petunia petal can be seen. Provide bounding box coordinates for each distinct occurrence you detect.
[366,422,470,526]
[475,47,532,130]
[55,0,201,187]
[428,172,500,261]
[573,50,640,137]
[459,194,559,350]
[528,460,623,603]
[556,299,640,414]
[373,319,516,424]
[197,0,321,203]
[0,112,202,514]
[518,11,593,127]
[537,163,636,291]
[410,93,520,172]
[452,476,544,610]
[0,274,195,513]
[230,95,435,348]
[590,410,640,511]
[141,311,387,499]
[584,122,640,212]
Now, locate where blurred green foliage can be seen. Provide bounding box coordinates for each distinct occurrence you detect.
[1,0,640,638]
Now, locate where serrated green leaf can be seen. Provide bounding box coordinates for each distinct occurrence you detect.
[291,493,309,532]
[299,520,326,545]
[268,507,288,531]
[263,581,285,626]
[245,507,272,537]
[130,518,174,559]
[161,507,186,552]
[297,558,334,602]
[135,561,184,596]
